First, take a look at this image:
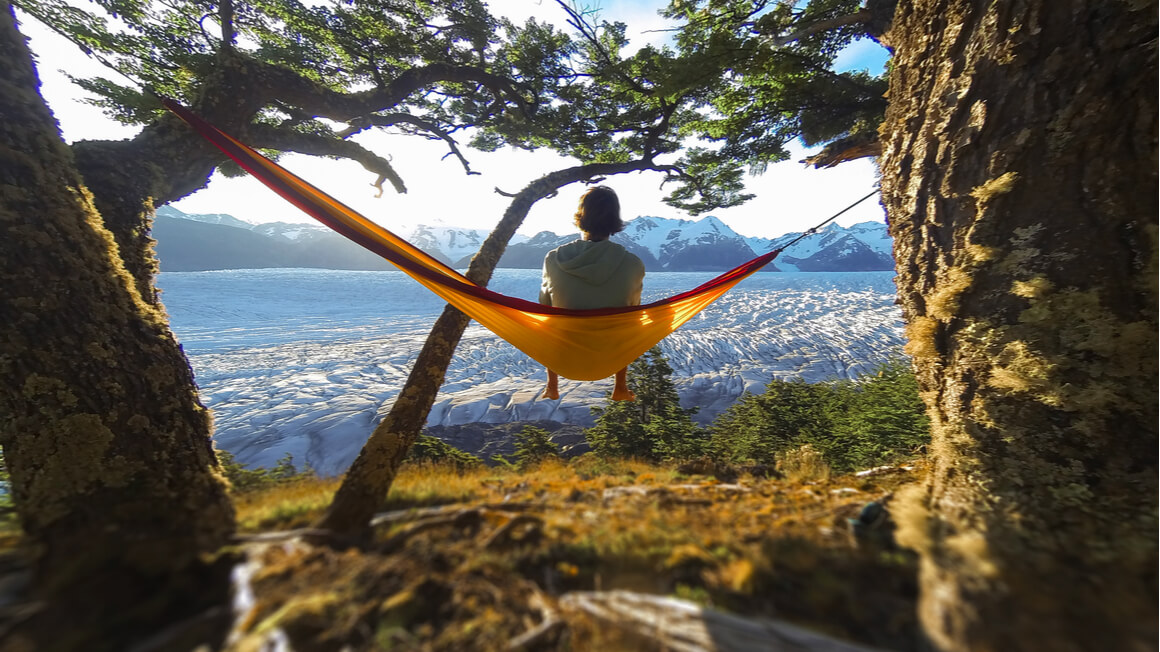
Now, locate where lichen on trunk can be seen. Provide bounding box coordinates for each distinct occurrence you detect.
[0,3,237,646]
[878,0,1158,649]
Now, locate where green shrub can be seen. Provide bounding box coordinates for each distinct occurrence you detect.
[405,435,484,470]
[708,378,839,466]
[217,450,316,494]
[708,358,930,473]
[825,358,930,470]
[513,426,560,469]
[586,347,705,462]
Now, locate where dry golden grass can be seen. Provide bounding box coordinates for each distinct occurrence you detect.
[776,443,833,483]
[226,454,925,651]
[233,476,343,532]
[0,453,926,651]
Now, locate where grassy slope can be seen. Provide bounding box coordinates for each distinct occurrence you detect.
[228,457,924,651]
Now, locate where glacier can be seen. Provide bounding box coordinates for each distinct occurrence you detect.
[158,268,905,476]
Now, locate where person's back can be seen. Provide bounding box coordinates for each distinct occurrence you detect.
[539,186,644,401]
[540,239,644,310]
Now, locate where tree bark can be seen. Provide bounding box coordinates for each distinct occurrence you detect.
[878,1,1157,650]
[0,4,236,647]
[70,52,268,304]
[71,130,224,303]
[317,161,671,535]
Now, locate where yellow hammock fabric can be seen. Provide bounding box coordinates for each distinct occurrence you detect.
[165,101,779,381]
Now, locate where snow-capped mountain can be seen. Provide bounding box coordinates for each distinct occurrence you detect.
[165,210,253,230]
[495,216,892,272]
[620,215,760,271]
[251,221,331,242]
[409,225,531,266]
[154,205,893,273]
[745,222,894,272]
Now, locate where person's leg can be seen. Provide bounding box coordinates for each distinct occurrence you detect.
[541,369,560,400]
[611,367,635,401]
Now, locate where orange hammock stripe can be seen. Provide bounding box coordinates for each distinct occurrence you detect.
[165,100,779,381]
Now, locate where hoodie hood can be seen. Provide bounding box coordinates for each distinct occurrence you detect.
[549,239,630,286]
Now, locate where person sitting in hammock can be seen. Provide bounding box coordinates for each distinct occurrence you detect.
[539,186,646,401]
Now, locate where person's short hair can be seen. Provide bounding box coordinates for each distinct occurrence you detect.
[573,186,624,238]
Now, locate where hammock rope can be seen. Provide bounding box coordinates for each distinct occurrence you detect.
[164,100,879,381]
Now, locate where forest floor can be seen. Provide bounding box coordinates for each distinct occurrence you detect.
[216,456,925,652]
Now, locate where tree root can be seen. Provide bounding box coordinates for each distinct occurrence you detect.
[558,590,883,652]
[507,587,563,650]
[482,514,544,550]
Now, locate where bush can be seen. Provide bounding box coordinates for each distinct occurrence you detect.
[824,358,930,470]
[708,358,930,473]
[586,347,705,462]
[405,435,484,470]
[513,426,560,469]
[708,379,838,466]
[217,450,316,493]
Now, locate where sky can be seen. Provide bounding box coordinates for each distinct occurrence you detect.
[19,0,890,239]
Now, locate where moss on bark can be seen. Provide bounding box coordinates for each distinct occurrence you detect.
[879,1,1157,649]
[0,4,237,646]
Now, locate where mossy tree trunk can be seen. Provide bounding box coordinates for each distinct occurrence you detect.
[878,1,1157,649]
[0,5,236,648]
[70,129,228,304]
[69,54,266,304]
[317,161,670,535]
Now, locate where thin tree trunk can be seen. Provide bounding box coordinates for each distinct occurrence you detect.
[878,1,1157,650]
[0,4,236,647]
[318,163,665,535]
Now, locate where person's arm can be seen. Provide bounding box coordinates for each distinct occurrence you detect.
[627,256,645,306]
[539,252,554,306]
[540,255,559,399]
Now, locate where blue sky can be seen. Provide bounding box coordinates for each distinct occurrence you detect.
[22,0,890,239]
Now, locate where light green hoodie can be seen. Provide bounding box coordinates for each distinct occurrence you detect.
[539,239,645,310]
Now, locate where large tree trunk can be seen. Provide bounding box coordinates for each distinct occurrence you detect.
[878,1,1157,650]
[318,163,663,535]
[70,55,266,304]
[0,5,236,648]
[71,131,225,304]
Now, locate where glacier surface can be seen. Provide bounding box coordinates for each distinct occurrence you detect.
[158,268,905,476]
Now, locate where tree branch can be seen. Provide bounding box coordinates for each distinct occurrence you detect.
[337,112,479,176]
[641,100,676,160]
[250,59,533,124]
[245,124,407,196]
[554,0,653,96]
[493,158,680,197]
[801,130,881,168]
[765,9,871,46]
[218,0,236,51]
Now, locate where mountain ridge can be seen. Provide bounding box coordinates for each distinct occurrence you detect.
[154,205,894,273]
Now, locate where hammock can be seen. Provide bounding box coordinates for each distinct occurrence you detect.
[165,101,786,381]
